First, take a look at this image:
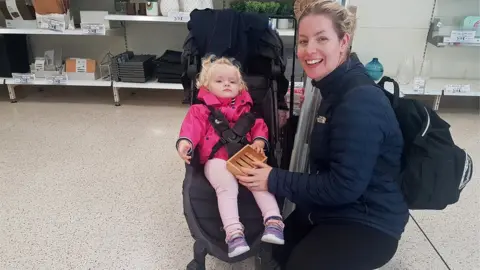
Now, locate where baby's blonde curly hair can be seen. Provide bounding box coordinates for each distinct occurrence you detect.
[294,0,356,40]
[196,55,248,91]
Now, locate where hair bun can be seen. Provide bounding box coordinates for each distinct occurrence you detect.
[294,0,329,19]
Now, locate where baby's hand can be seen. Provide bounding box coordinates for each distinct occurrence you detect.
[250,139,265,154]
[177,139,192,164]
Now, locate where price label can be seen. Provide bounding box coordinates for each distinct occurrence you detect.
[445,84,471,93]
[168,11,190,22]
[75,59,87,73]
[12,73,35,84]
[449,31,476,43]
[81,23,106,35]
[46,74,68,85]
[42,18,66,32]
[413,77,426,92]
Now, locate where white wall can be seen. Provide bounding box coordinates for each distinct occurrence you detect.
[350,0,480,81]
[350,0,435,76]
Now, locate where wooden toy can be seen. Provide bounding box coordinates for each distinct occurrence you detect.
[226,145,267,176]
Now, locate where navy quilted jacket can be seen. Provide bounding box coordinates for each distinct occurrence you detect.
[268,56,409,239]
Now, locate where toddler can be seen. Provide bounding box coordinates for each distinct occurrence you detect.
[176,55,284,258]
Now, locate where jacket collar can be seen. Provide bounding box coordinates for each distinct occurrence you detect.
[197,86,253,107]
[312,53,366,101]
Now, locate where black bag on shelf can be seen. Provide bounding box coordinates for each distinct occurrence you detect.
[0,34,30,77]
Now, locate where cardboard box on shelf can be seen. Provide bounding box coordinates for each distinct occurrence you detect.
[32,0,67,15]
[80,11,111,29]
[65,58,97,80]
[36,12,73,31]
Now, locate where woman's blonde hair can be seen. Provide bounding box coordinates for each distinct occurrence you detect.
[196,55,247,91]
[294,0,356,39]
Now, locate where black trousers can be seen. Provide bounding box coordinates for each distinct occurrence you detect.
[273,210,399,270]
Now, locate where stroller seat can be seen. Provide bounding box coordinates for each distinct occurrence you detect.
[180,9,296,270]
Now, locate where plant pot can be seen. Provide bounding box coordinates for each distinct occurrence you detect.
[160,0,179,15]
[277,18,289,29]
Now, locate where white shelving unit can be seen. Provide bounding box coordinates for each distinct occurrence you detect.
[0,27,122,36]
[2,11,298,105]
[105,14,188,23]
[5,78,111,87]
[112,80,183,90]
[112,80,184,106]
[277,28,294,37]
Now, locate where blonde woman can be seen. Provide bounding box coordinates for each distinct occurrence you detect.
[237,1,408,269]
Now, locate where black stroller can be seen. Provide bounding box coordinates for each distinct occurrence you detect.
[181,9,297,270]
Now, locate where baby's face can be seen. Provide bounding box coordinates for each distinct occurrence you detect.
[208,65,241,99]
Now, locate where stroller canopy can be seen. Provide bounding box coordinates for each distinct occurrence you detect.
[182,9,286,73]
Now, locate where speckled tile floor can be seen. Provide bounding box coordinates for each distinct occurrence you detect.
[0,87,479,270]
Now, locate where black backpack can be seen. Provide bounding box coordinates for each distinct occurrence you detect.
[376,76,473,210]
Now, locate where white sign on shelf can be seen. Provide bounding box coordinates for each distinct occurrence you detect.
[75,59,87,73]
[413,77,426,93]
[168,11,190,22]
[34,58,45,72]
[294,82,304,88]
[449,30,476,43]
[46,74,68,85]
[81,23,106,35]
[12,73,35,84]
[42,18,66,32]
[444,84,471,93]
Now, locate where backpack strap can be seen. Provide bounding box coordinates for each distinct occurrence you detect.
[206,105,257,159]
[377,76,400,108]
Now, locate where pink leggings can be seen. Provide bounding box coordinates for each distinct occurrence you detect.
[204,158,281,239]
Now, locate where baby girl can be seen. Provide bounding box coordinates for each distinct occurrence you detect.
[176,55,285,258]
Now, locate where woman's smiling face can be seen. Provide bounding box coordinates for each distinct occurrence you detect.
[297,14,350,81]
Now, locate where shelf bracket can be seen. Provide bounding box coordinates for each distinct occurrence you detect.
[121,21,128,51]
[7,84,17,103]
[113,86,121,106]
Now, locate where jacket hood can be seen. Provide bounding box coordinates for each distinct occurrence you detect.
[197,86,253,107]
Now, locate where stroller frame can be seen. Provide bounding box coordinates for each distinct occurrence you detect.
[183,14,298,270]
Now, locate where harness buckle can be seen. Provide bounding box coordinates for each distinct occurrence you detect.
[222,129,239,143]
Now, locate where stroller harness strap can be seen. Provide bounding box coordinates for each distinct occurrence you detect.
[206,105,257,160]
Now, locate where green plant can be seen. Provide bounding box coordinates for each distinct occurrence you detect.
[257,2,267,13]
[245,1,261,13]
[264,2,280,15]
[230,0,246,12]
[277,2,293,16]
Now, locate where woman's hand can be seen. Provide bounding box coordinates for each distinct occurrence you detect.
[177,139,192,164]
[237,161,273,192]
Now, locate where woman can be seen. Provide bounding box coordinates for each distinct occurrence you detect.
[236,1,409,269]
